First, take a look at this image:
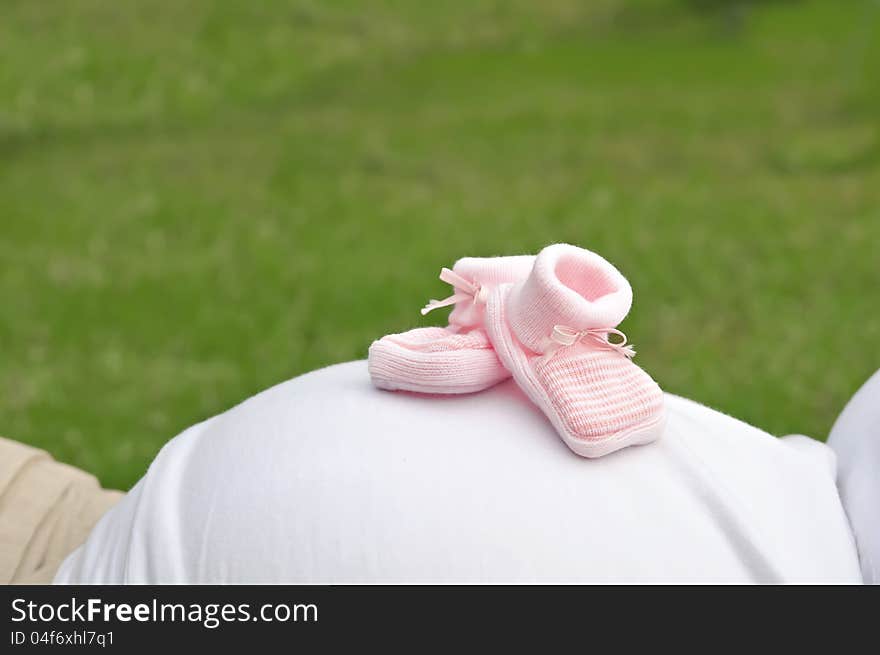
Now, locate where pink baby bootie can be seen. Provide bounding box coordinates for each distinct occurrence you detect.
[483,243,666,457]
[368,255,534,394]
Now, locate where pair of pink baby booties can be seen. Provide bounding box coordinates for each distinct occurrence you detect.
[368,244,666,458]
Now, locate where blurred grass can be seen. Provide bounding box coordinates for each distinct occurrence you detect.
[2,0,879,489]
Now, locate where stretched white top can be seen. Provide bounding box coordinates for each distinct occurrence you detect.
[55,361,862,584]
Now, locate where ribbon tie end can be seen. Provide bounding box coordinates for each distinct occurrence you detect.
[545,325,636,360]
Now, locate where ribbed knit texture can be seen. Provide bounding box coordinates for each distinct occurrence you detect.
[484,244,665,457]
[382,326,488,352]
[368,255,533,394]
[535,345,665,439]
[447,256,534,329]
[507,244,632,354]
[368,329,508,394]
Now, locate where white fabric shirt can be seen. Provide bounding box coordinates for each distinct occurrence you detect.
[55,361,862,584]
[828,369,880,584]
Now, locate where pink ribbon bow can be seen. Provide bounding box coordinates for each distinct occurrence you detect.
[421,268,487,316]
[544,324,636,360]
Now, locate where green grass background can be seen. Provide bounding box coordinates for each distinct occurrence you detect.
[2,0,879,490]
